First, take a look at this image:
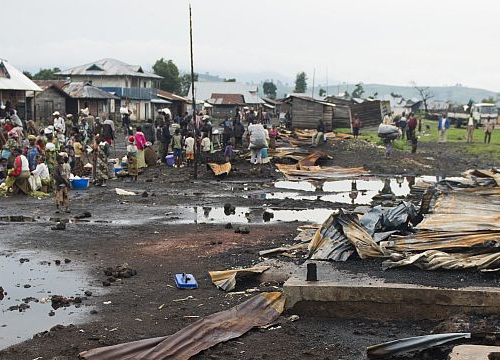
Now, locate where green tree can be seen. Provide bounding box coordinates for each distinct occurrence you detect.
[153,58,181,93]
[263,81,277,99]
[32,67,61,80]
[179,73,198,96]
[294,72,307,93]
[351,83,364,98]
[224,78,236,82]
[319,88,326,97]
[23,71,33,79]
[482,96,495,103]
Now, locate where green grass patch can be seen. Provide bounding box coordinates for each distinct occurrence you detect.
[335,119,500,161]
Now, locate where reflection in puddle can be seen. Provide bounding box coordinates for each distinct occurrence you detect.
[169,206,334,225]
[0,250,94,349]
[269,177,415,205]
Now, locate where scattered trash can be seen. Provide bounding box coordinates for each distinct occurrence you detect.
[51,222,66,231]
[209,266,270,292]
[115,188,136,196]
[234,226,250,234]
[103,301,112,305]
[208,162,231,176]
[288,315,300,322]
[80,292,285,360]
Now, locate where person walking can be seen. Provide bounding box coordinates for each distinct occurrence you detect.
[438,113,450,143]
[399,112,408,140]
[134,126,147,169]
[407,113,418,140]
[233,119,245,149]
[466,114,474,143]
[484,116,494,144]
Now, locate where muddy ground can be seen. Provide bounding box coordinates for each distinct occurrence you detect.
[1,134,499,360]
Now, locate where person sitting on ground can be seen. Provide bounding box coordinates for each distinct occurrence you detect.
[29,155,51,192]
[5,148,31,195]
[314,119,325,146]
[53,153,71,213]
[126,136,138,182]
[184,132,195,166]
[144,141,157,167]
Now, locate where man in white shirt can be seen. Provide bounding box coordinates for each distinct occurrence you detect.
[53,111,65,135]
[467,115,474,143]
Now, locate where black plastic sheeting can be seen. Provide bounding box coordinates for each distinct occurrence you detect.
[360,201,422,237]
[367,332,471,358]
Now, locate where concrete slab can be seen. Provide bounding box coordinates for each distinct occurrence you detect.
[283,261,500,320]
[448,345,500,359]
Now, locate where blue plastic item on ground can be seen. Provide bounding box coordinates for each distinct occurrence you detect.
[114,167,123,174]
[175,273,198,289]
[166,154,175,167]
[70,178,90,190]
[261,148,268,158]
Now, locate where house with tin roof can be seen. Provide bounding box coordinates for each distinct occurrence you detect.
[57,58,164,121]
[188,81,264,118]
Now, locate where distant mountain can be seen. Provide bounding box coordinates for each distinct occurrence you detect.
[186,68,500,104]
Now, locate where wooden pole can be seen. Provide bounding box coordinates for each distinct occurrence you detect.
[311,68,315,100]
[189,4,198,179]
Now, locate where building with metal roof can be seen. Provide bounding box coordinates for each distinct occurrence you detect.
[57,58,163,121]
[188,82,264,105]
[0,59,41,121]
[57,58,161,80]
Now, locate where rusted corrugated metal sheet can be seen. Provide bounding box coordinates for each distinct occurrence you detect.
[80,292,285,360]
[382,250,500,271]
[308,212,355,261]
[207,162,231,176]
[209,266,270,292]
[275,163,366,180]
[383,231,500,252]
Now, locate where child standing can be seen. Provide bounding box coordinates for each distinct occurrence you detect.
[53,154,71,213]
[172,129,183,168]
[224,141,234,163]
[184,132,195,166]
[200,134,211,163]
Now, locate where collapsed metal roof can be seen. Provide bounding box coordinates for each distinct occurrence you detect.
[62,82,119,99]
[0,60,41,91]
[57,58,162,79]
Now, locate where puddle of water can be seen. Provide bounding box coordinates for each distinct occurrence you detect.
[270,177,414,204]
[0,249,95,349]
[168,206,334,224]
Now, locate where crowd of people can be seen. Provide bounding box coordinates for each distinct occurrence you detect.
[0,104,122,211]
[0,102,282,206]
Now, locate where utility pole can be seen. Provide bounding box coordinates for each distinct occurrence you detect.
[311,68,315,99]
[189,4,198,179]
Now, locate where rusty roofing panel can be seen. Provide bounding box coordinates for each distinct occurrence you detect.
[62,82,119,100]
[80,292,284,360]
[208,93,245,105]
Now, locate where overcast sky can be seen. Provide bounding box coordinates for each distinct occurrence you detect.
[3,0,499,91]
